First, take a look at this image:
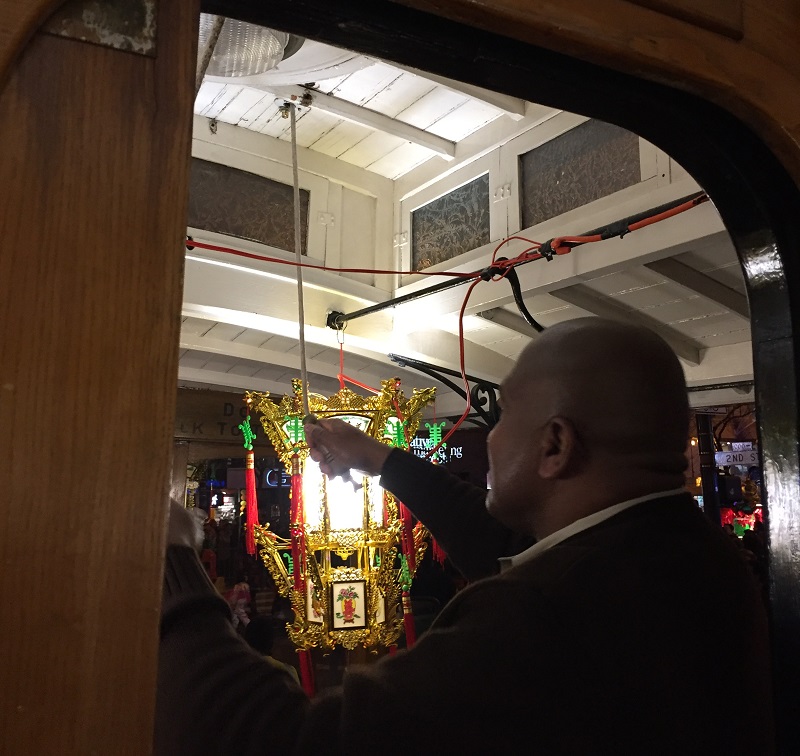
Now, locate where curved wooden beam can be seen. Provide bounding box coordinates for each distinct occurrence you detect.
[0,1,63,89]
[393,0,800,188]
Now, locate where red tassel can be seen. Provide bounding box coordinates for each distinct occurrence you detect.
[401,590,417,648]
[297,649,316,697]
[432,537,447,566]
[289,455,305,592]
[399,502,415,573]
[245,450,259,555]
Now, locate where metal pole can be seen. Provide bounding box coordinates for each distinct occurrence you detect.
[696,412,722,526]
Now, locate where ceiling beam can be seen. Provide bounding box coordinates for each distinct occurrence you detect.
[476,307,541,339]
[267,85,456,159]
[388,62,527,119]
[644,258,750,319]
[548,284,704,365]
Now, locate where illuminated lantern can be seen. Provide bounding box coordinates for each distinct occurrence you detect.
[247,378,435,687]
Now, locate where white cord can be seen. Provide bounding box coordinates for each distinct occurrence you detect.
[289,103,311,417]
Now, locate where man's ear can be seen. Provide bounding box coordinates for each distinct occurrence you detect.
[537,416,580,479]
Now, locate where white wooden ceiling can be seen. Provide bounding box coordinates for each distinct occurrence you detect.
[183,31,754,416]
[196,40,510,179]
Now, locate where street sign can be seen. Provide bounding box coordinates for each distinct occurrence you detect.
[715,449,759,466]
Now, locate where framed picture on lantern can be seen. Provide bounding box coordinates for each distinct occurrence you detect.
[331,580,367,629]
[306,578,324,624]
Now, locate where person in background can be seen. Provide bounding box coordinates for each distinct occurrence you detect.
[227,573,251,631]
[156,317,774,755]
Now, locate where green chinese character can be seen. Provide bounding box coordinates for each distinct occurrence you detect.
[285,416,305,444]
[239,415,257,451]
[385,417,407,448]
[425,421,446,448]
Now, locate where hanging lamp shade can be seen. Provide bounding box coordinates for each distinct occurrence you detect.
[199,13,290,77]
[247,378,436,652]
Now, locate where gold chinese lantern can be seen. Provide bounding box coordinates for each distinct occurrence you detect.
[246,377,435,693]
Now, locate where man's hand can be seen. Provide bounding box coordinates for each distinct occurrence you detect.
[167,499,204,551]
[304,417,392,479]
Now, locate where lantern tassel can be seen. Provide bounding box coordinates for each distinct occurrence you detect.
[289,454,306,592]
[245,449,259,555]
[431,537,447,566]
[399,502,416,573]
[399,554,416,648]
[298,648,316,697]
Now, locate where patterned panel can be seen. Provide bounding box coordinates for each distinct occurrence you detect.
[187,158,309,253]
[412,174,490,269]
[519,120,641,229]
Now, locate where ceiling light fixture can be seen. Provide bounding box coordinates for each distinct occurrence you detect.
[198,13,302,78]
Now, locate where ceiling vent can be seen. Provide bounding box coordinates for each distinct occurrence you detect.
[198,14,304,78]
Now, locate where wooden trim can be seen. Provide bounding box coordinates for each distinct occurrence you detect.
[0,1,63,89]
[0,0,199,750]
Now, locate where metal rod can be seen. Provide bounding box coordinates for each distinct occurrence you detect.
[697,412,722,526]
[389,353,500,388]
[326,274,475,329]
[687,380,754,393]
[195,15,226,98]
[290,104,311,417]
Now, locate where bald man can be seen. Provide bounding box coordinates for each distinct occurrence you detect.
[156,318,774,755]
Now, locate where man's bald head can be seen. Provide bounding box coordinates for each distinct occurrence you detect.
[515,318,690,472]
[487,318,690,536]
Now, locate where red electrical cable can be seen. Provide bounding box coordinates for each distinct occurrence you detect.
[337,373,381,394]
[424,277,482,459]
[186,238,478,279]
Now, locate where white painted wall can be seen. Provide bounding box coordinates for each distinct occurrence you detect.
[190,115,394,291]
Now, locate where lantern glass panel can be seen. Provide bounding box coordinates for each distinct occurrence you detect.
[303,457,325,529]
[327,475,365,530]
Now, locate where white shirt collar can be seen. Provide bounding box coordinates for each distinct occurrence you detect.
[499,488,687,572]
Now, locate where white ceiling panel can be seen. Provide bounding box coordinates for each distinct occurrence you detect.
[525,294,594,324]
[226,363,261,378]
[249,101,284,132]
[425,98,503,141]
[182,317,217,337]
[252,365,291,381]
[360,73,436,117]
[201,322,247,341]
[309,121,373,158]
[338,130,408,168]
[635,296,727,324]
[203,357,239,372]
[214,87,271,125]
[260,334,301,352]
[180,351,212,369]
[231,329,275,347]
[315,74,350,94]
[200,84,245,119]
[327,61,405,104]
[289,109,345,148]
[366,141,435,179]
[395,88,470,130]
[195,82,227,115]
[696,325,751,347]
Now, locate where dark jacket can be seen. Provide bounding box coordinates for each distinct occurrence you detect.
[156,449,774,755]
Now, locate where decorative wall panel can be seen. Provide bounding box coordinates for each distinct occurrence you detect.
[188,158,309,254]
[520,120,641,230]
[412,173,490,269]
